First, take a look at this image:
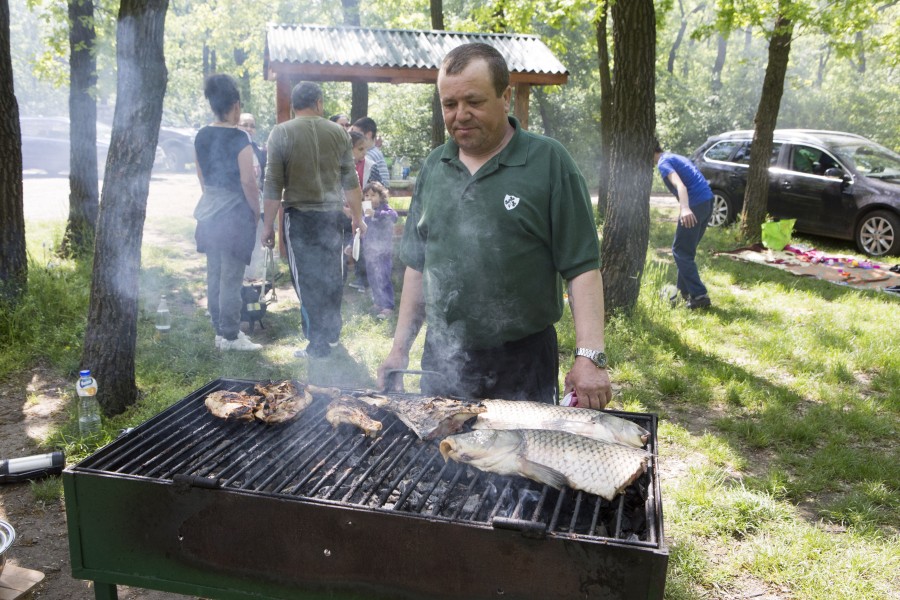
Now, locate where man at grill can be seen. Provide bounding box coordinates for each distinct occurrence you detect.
[376,43,612,410]
[262,82,365,358]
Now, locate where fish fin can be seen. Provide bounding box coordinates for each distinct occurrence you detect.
[519,459,568,490]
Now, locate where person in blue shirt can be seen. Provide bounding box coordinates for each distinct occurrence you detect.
[654,140,714,309]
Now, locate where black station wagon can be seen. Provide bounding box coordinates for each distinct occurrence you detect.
[691,129,900,256]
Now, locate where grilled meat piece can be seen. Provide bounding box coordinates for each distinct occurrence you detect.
[354,392,486,440]
[325,396,383,438]
[252,380,313,424]
[205,381,312,424]
[204,390,261,421]
[440,429,650,501]
[473,399,650,448]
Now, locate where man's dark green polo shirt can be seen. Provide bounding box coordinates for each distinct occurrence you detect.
[400,117,600,350]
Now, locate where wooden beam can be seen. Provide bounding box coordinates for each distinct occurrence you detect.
[276,75,291,124]
[514,83,531,130]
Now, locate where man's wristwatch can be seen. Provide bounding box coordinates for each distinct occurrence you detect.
[575,347,608,369]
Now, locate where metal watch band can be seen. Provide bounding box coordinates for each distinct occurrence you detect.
[575,347,608,369]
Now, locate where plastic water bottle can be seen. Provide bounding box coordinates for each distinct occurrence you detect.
[155,295,171,332]
[76,370,102,437]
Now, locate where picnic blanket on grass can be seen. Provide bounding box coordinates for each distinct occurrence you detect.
[715,244,900,294]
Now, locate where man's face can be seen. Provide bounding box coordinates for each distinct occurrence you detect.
[336,116,350,129]
[238,116,256,136]
[438,59,511,157]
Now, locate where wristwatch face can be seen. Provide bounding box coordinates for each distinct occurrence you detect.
[576,348,607,369]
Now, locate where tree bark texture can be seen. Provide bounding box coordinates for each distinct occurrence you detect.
[63,0,99,257]
[739,10,793,244]
[81,0,168,416]
[711,34,728,92]
[0,0,26,304]
[595,5,612,221]
[600,0,656,315]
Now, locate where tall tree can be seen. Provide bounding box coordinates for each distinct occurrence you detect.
[599,0,657,314]
[81,0,168,416]
[595,1,612,221]
[61,0,99,257]
[740,5,793,242]
[0,0,26,305]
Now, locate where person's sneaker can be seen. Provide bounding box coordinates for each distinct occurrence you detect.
[293,348,308,358]
[215,331,251,349]
[660,285,681,307]
[375,309,394,320]
[220,335,262,351]
[348,280,366,290]
[686,294,712,310]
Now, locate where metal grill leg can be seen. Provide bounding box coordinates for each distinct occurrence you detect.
[93,582,118,600]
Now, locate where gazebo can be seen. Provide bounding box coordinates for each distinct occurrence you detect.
[264,24,569,129]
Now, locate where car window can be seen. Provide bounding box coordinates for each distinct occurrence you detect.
[789,145,825,174]
[703,141,741,162]
[729,141,782,166]
[832,142,900,180]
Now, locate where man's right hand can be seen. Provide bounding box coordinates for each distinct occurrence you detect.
[262,223,276,248]
[377,350,409,392]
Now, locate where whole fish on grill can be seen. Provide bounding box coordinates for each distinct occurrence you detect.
[204,380,312,424]
[326,396,383,438]
[439,429,650,501]
[204,390,260,421]
[354,392,486,440]
[472,399,650,448]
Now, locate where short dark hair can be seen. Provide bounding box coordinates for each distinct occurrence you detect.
[352,117,377,138]
[330,113,348,123]
[653,138,663,154]
[349,130,366,146]
[203,73,240,121]
[441,43,509,97]
[291,82,322,111]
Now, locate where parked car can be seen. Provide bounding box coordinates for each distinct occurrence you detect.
[157,125,196,172]
[691,129,900,256]
[20,116,110,176]
[21,116,173,176]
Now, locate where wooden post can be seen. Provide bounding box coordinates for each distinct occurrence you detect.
[513,83,530,130]
[276,75,292,124]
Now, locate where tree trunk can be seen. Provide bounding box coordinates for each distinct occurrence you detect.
[600,0,656,315]
[595,5,612,222]
[81,0,168,416]
[739,10,793,244]
[0,0,27,304]
[62,0,99,258]
[815,44,830,88]
[711,33,728,92]
[667,0,687,74]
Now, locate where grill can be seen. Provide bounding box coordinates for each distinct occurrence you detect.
[64,378,668,600]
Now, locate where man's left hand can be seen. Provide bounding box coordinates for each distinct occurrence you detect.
[564,359,612,410]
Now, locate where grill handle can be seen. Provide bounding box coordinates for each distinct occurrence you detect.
[172,474,222,490]
[491,517,548,539]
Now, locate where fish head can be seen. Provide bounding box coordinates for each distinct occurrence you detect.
[439,430,522,464]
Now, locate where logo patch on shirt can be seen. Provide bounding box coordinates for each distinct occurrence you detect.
[503,194,520,210]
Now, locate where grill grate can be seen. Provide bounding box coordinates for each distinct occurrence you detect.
[80,378,660,546]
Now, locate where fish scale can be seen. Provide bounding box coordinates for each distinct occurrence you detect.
[440,429,650,501]
[473,399,650,448]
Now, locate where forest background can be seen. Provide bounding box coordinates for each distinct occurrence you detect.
[10,0,900,185]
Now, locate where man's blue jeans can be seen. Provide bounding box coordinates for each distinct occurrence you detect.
[673,199,712,299]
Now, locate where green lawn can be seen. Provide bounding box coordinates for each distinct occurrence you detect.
[4,206,899,599]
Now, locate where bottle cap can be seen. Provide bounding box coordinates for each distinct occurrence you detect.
[79,369,91,377]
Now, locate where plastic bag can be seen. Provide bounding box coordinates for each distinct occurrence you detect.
[761,219,796,251]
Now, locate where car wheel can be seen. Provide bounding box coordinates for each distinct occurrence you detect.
[707,189,734,227]
[855,210,899,257]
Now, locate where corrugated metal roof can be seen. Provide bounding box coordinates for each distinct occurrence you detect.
[265,24,567,79]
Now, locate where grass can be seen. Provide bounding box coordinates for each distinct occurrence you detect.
[6,205,900,599]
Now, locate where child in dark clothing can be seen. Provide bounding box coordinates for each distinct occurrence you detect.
[362,182,398,318]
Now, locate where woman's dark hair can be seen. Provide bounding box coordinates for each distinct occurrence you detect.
[204,74,240,121]
[653,138,664,154]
